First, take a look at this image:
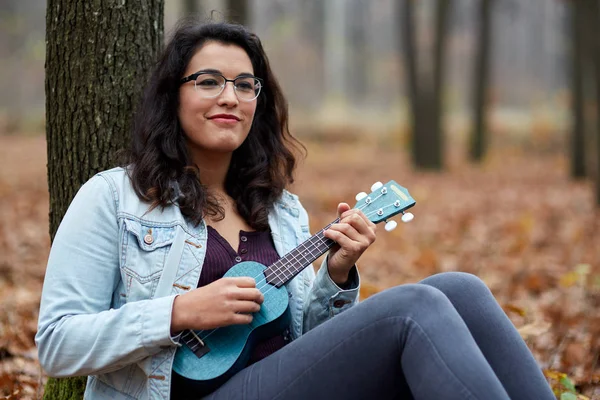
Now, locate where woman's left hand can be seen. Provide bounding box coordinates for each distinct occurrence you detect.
[323,202,377,285]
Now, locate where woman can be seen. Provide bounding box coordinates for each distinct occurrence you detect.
[36,20,555,400]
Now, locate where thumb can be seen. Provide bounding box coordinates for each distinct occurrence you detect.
[337,202,351,218]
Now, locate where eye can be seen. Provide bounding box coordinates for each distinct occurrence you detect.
[197,78,220,87]
[236,82,253,91]
[235,78,256,92]
[195,73,224,88]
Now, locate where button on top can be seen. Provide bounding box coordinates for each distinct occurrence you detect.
[240,236,248,242]
[143,234,154,245]
[333,300,348,308]
[235,256,242,262]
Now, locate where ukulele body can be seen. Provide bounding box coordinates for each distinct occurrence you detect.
[172,261,291,392]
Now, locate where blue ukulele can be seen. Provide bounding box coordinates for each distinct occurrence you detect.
[172,181,416,392]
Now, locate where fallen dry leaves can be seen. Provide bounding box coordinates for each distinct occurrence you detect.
[0,134,598,399]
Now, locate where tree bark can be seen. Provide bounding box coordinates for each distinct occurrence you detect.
[403,0,450,170]
[591,1,600,205]
[571,0,586,178]
[44,0,164,398]
[402,0,423,167]
[429,0,450,170]
[470,0,492,162]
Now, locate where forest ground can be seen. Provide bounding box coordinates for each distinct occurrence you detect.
[0,133,598,399]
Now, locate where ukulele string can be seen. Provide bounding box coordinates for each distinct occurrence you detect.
[249,197,377,288]
[193,200,393,344]
[227,198,377,301]
[195,202,396,343]
[196,226,336,342]
[251,196,388,293]
[195,201,393,343]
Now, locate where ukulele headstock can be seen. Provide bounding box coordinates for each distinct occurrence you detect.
[353,181,416,229]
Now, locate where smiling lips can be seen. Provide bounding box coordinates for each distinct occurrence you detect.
[208,114,240,124]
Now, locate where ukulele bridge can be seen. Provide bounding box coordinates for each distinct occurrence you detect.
[192,342,210,358]
[185,330,211,358]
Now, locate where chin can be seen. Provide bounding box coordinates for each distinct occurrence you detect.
[211,137,248,153]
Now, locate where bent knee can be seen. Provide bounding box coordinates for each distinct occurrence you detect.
[420,272,491,299]
[371,284,452,313]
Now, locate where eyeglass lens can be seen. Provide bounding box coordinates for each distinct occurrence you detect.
[195,73,261,101]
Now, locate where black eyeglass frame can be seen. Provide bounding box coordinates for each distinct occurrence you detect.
[179,71,263,101]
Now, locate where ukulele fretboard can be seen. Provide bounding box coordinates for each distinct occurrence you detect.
[263,218,339,288]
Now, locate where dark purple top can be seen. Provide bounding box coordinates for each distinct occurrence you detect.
[198,226,288,365]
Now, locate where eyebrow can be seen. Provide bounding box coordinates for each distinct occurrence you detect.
[197,68,255,78]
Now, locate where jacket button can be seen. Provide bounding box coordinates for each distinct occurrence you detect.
[240,236,248,242]
[333,300,347,308]
[240,248,248,254]
[235,256,242,262]
[143,234,154,245]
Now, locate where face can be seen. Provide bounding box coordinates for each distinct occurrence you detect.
[178,41,257,160]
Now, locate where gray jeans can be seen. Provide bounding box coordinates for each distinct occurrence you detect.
[203,272,555,400]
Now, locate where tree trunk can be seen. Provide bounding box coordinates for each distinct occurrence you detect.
[571,0,586,178]
[470,0,492,162]
[591,1,600,205]
[402,0,423,167]
[429,0,450,170]
[347,0,369,103]
[44,0,164,397]
[227,0,248,25]
[403,0,449,170]
[324,0,346,101]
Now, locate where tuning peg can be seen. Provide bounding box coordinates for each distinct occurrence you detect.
[401,212,414,223]
[384,220,397,232]
[370,181,383,192]
[355,192,368,201]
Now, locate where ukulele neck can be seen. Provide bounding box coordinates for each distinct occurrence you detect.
[263,218,340,288]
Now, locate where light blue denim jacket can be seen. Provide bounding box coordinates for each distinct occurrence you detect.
[36,167,360,400]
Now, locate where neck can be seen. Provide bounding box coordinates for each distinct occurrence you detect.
[189,148,233,192]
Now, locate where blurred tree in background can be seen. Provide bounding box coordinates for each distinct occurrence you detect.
[402,0,451,170]
[570,0,586,179]
[43,0,164,398]
[183,0,199,15]
[569,0,600,205]
[470,0,493,162]
[590,1,600,206]
[227,0,248,25]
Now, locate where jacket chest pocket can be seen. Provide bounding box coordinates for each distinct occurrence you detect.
[120,219,176,302]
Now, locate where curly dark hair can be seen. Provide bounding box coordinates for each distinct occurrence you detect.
[126,19,304,230]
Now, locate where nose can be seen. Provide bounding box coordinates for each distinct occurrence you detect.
[217,81,239,107]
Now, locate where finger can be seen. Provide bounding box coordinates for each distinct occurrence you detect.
[323,227,364,253]
[337,202,351,218]
[325,221,375,253]
[341,209,376,229]
[233,300,262,314]
[227,277,256,288]
[229,313,253,325]
[326,222,362,243]
[236,288,264,304]
[340,214,376,242]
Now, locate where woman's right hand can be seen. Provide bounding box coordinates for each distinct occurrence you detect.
[170,277,264,334]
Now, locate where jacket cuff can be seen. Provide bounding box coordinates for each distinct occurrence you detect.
[140,295,181,350]
[316,256,360,317]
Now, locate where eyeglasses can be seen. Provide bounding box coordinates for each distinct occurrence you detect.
[180,71,262,102]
